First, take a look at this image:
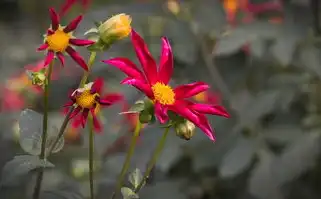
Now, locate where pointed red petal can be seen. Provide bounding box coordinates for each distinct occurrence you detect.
[91,78,104,94]
[121,77,153,98]
[44,51,55,66]
[47,29,55,35]
[131,30,157,84]
[64,15,83,33]
[154,102,169,124]
[56,52,65,67]
[103,58,145,80]
[90,109,102,133]
[99,93,123,106]
[66,46,88,71]
[69,39,95,46]
[158,37,173,84]
[174,82,209,99]
[37,43,49,51]
[190,103,230,118]
[70,106,81,119]
[81,109,89,128]
[48,8,60,31]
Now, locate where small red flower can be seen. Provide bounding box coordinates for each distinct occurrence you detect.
[37,8,95,71]
[60,0,92,16]
[103,30,230,141]
[63,78,123,132]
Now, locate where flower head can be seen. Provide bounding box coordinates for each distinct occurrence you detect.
[37,8,95,70]
[103,30,230,141]
[64,78,123,132]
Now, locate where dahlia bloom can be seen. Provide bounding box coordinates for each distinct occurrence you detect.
[103,30,230,141]
[64,78,123,132]
[37,8,95,70]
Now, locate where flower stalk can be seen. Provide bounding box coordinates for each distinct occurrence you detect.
[88,117,95,199]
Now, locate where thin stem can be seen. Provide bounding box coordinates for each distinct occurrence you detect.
[111,121,142,199]
[89,117,95,199]
[80,51,97,87]
[32,60,54,199]
[134,127,170,193]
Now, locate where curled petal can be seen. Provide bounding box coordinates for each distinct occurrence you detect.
[99,93,123,106]
[49,8,60,30]
[155,102,169,124]
[91,78,104,94]
[195,113,216,141]
[174,82,209,99]
[66,46,88,71]
[56,52,65,67]
[131,30,157,84]
[103,58,145,80]
[90,109,102,132]
[69,39,95,46]
[190,104,230,118]
[81,109,90,128]
[158,37,173,84]
[44,51,55,66]
[37,43,49,51]
[70,106,82,119]
[64,15,83,33]
[121,77,153,98]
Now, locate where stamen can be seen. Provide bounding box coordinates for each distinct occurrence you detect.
[151,82,175,105]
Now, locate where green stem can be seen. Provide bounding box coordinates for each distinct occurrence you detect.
[111,121,142,199]
[89,117,95,199]
[32,60,54,199]
[80,51,97,88]
[134,127,170,193]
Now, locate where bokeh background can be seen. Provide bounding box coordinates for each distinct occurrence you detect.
[1,0,321,199]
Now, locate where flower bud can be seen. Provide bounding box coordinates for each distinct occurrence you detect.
[27,69,46,87]
[98,14,132,44]
[175,120,196,140]
[139,110,153,124]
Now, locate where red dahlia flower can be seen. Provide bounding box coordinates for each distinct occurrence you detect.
[64,78,123,132]
[103,30,230,141]
[37,8,95,70]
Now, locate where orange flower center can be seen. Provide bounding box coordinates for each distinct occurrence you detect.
[151,82,175,105]
[75,90,99,109]
[46,27,71,52]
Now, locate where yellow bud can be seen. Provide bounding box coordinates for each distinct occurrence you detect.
[98,14,132,44]
[175,120,196,140]
[30,71,46,87]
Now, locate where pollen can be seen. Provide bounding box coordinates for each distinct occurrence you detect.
[151,82,175,105]
[46,27,71,52]
[75,90,98,109]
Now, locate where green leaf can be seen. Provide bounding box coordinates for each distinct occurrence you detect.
[120,100,145,114]
[128,168,144,189]
[121,187,139,199]
[84,28,98,36]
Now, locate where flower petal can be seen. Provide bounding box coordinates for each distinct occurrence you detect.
[70,106,81,119]
[37,43,49,51]
[64,15,83,33]
[47,29,54,35]
[56,52,65,67]
[69,39,95,46]
[169,101,199,126]
[44,51,55,66]
[90,78,104,94]
[196,113,216,141]
[121,77,153,98]
[99,93,123,106]
[49,8,60,31]
[190,103,230,118]
[174,82,209,99]
[154,102,169,124]
[71,114,82,128]
[103,58,145,80]
[158,37,173,84]
[81,109,89,128]
[131,30,157,84]
[66,46,88,71]
[90,109,102,132]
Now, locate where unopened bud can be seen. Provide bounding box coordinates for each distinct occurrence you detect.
[139,110,153,124]
[175,120,196,140]
[27,70,46,87]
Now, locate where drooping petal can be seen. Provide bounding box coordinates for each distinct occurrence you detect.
[195,113,216,141]
[103,58,145,80]
[49,8,60,31]
[81,109,89,128]
[90,78,104,94]
[169,100,200,127]
[121,77,153,98]
[44,51,55,66]
[37,43,49,51]
[158,37,173,84]
[71,114,82,128]
[190,103,230,118]
[63,15,83,33]
[131,30,157,84]
[56,52,65,67]
[70,106,82,119]
[69,39,95,46]
[174,82,209,99]
[99,93,123,106]
[154,102,169,124]
[90,109,102,132]
[66,46,88,71]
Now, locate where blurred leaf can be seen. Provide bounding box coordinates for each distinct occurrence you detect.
[121,187,139,199]
[219,137,256,178]
[263,124,303,144]
[300,45,321,79]
[128,168,144,189]
[1,155,54,187]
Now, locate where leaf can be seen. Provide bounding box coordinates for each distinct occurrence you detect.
[120,100,145,114]
[128,168,144,189]
[121,187,139,199]
[84,28,98,35]
[219,137,256,178]
[0,155,54,187]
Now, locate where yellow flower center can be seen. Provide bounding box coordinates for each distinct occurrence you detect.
[75,90,99,109]
[46,27,71,52]
[151,82,175,105]
[193,91,206,102]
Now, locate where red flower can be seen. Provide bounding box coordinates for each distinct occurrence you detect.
[63,78,123,132]
[60,0,92,16]
[37,8,95,70]
[103,30,230,141]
